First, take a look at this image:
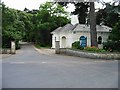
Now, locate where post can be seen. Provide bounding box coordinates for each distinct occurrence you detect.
[11,41,16,54]
[55,41,60,54]
[98,44,103,49]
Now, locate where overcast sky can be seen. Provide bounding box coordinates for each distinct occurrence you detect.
[1,0,113,12]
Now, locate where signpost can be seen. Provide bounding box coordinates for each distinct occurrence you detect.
[80,36,87,48]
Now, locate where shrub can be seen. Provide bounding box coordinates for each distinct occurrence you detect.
[103,41,120,52]
[2,36,11,48]
[2,38,21,50]
[84,46,106,53]
[34,43,41,49]
[15,41,21,50]
[34,43,51,48]
[72,41,84,50]
[84,46,99,52]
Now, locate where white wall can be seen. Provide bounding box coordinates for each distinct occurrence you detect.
[97,32,109,43]
[59,32,71,48]
[51,31,110,48]
[72,31,91,47]
[51,34,60,48]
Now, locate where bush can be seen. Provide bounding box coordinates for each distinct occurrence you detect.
[2,36,11,48]
[34,44,41,49]
[103,41,120,52]
[34,43,51,49]
[15,41,21,50]
[72,41,84,50]
[84,46,99,52]
[2,37,20,50]
[84,46,107,53]
[85,47,99,52]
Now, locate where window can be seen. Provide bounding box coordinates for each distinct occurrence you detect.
[98,36,102,44]
[55,37,56,41]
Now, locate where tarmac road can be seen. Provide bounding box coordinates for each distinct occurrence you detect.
[2,43,118,88]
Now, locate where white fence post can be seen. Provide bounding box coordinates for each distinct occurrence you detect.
[98,44,103,49]
[11,41,16,54]
[55,41,60,54]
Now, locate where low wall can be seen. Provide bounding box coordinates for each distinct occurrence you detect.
[59,49,120,60]
[0,48,15,54]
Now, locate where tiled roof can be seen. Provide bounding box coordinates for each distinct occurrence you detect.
[73,24,112,32]
[73,24,90,31]
[96,25,112,32]
[72,23,79,30]
[52,23,112,33]
[60,24,74,32]
[51,27,62,33]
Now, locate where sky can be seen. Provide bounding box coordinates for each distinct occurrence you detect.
[1,0,113,12]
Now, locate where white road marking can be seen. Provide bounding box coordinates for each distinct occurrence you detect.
[41,62,47,64]
[10,62,25,64]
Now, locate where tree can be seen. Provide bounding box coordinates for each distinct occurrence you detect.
[33,2,70,45]
[56,2,89,24]
[2,2,70,48]
[89,2,98,47]
[71,2,89,24]
[103,20,120,52]
[109,20,120,41]
[2,4,33,48]
[2,5,24,44]
[96,3,120,27]
[17,10,34,41]
[56,1,98,47]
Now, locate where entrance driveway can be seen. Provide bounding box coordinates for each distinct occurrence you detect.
[2,43,118,88]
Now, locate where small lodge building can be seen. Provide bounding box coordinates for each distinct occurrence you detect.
[51,15,112,48]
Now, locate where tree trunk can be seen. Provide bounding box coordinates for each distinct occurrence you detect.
[89,2,98,47]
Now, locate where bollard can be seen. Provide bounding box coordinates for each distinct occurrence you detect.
[55,41,60,54]
[11,41,16,54]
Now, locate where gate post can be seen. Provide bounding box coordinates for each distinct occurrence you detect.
[11,41,16,54]
[55,41,60,54]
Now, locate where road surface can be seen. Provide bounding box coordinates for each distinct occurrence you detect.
[2,43,118,88]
